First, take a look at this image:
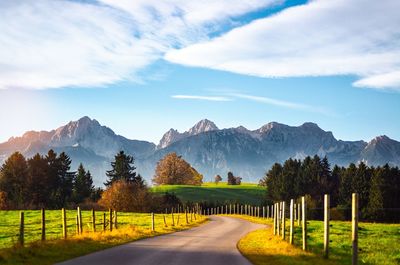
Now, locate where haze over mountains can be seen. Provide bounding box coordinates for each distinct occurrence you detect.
[1,116,399,186]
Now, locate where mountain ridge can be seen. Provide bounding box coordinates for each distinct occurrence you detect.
[1,117,399,185]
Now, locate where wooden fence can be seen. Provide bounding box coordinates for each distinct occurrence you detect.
[13,205,202,247]
[200,193,360,265]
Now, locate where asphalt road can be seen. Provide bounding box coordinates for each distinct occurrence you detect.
[57,216,265,265]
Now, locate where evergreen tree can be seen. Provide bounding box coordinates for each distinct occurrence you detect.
[105,151,143,187]
[45,149,62,208]
[0,152,29,208]
[54,152,75,207]
[27,153,49,207]
[352,162,371,212]
[338,163,356,207]
[72,163,94,204]
[366,167,384,220]
[264,163,283,201]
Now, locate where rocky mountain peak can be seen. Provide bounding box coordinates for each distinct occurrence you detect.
[188,119,219,135]
[257,121,286,134]
[158,128,182,149]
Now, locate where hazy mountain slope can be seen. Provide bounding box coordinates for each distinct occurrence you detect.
[1,117,399,185]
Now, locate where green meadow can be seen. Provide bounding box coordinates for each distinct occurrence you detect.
[235,215,400,265]
[0,210,202,249]
[150,182,266,205]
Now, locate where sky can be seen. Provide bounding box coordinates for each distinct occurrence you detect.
[0,0,399,144]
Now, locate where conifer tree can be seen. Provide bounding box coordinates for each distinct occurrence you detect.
[105,151,143,187]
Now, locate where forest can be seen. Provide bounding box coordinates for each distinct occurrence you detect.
[260,155,400,222]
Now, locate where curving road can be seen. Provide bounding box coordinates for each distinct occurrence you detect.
[57,216,265,265]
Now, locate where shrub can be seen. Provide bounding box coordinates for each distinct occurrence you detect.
[98,180,150,212]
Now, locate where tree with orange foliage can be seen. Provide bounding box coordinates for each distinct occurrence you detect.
[152,153,203,185]
[98,180,150,212]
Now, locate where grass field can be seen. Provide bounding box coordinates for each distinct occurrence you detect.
[151,182,266,205]
[0,210,206,265]
[234,215,400,265]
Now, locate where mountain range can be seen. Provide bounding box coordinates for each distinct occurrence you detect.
[1,116,399,186]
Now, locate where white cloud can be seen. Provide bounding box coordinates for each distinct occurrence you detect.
[231,93,309,109]
[171,93,332,115]
[165,0,400,90]
[171,95,232,101]
[230,93,332,115]
[0,0,278,90]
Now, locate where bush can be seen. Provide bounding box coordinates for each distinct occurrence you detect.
[98,180,150,212]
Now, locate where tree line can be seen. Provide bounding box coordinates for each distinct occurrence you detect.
[260,155,400,222]
[0,150,199,211]
[0,150,98,209]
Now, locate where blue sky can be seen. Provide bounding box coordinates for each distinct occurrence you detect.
[0,0,399,144]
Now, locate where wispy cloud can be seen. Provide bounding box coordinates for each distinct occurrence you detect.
[171,93,334,116]
[0,0,278,90]
[231,93,307,109]
[165,0,400,90]
[230,93,333,116]
[171,95,232,101]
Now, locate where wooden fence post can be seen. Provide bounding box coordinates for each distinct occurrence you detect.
[109,209,113,232]
[171,211,175,226]
[103,212,106,231]
[19,211,24,246]
[177,215,180,225]
[77,207,82,234]
[163,215,167,227]
[76,215,79,235]
[324,194,330,258]
[302,196,307,251]
[62,208,67,239]
[151,213,155,231]
[114,210,118,229]
[352,193,358,265]
[290,199,294,244]
[282,201,286,240]
[41,208,45,241]
[298,203,301,226]
[267,205,269,219]
[273,203,277,235]
[277,202,281,236]
[92,209,96,233]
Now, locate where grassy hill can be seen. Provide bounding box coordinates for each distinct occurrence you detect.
[150,182,266,205]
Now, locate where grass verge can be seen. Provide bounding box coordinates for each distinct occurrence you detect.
[232,215,400,265]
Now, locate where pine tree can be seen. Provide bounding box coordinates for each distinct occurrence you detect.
[0,152,29,208]
[72,163,94,204]
[105,151,143,187]
[27,153,49,207]
[366,167,384,220]
[55,152,75,207]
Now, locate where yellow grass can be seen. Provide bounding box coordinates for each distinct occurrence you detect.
[0,213,207,265]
